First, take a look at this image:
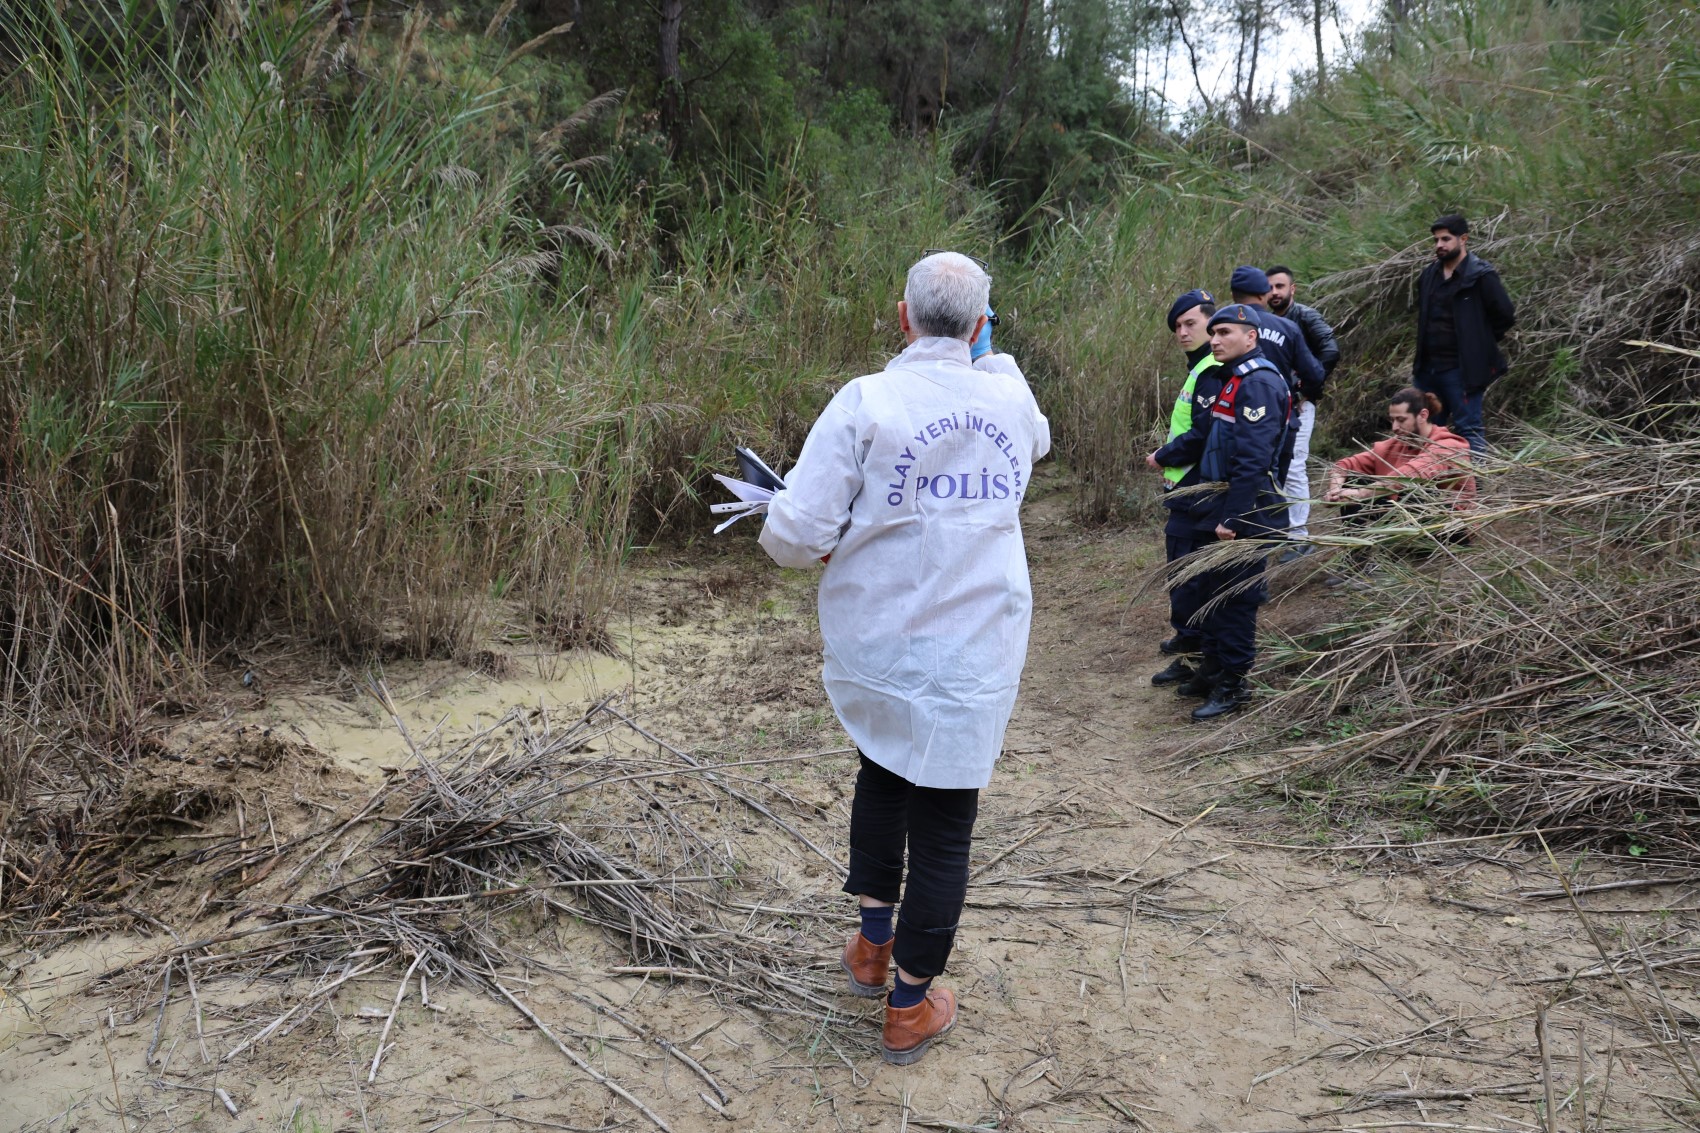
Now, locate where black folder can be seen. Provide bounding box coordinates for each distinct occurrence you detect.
[734,446,786,492]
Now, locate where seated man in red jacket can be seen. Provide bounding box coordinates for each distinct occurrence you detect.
[1325,386,1476,509]
[1322,387,1474,587]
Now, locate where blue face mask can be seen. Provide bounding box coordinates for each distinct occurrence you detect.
[970,304,996,360]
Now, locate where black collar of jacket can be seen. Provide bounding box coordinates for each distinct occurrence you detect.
[1428,250,1494,286]
[1185,344,1215,367]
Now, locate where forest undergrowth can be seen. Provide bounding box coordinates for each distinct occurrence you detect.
[0,3,986,841]
[1025,0,1700,521]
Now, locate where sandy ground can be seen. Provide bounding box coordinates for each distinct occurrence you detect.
[3,469,1696,1133]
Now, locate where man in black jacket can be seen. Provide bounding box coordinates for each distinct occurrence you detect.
[1413,215,1516,456]
[1266,266,1339,555]
[1227,267,1323,504]
[1228,266,1325,404]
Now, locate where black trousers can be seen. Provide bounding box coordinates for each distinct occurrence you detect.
[1165,532,1208,642]
[1195,537,1266,677]
[843,754,980,980]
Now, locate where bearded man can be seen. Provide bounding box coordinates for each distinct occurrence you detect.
[1412,214,1517,456]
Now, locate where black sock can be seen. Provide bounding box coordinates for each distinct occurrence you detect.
[859,904,894,946]
[889,974,930,1009]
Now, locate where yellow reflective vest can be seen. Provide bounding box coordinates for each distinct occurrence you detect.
[1162,353,1223,485]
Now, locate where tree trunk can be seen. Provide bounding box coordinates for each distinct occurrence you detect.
[658,0,685,152]
[1242,0,1263,119]
[1389,0,1410,56]
[1232,9,1246,112]
[1314,0,1325,84]
[1161,38,1171,118]
[837,0,855,88]
[1169,3,1213,114]
[822,0,834,82]
[968,0,1034,172]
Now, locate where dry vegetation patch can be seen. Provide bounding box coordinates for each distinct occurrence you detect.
[1237,415,1700,865]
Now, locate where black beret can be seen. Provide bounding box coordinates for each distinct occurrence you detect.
[1207,304,1261,330]
[1165,289,1215,331]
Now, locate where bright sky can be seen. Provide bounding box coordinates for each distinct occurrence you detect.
[1149,0,1375,115]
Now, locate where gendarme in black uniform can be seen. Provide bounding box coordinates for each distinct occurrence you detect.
[1176,304,1291,721]
[1152,290,1228,667]
[1242,303,1321,483]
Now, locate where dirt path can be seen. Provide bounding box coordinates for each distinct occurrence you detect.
[3,473,1691,1132]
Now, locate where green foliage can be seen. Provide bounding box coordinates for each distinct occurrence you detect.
[1019,0,1700,519]
[8,0,1700,829]
[967,0,1161,217]
[550,0,807,161]
[502,0,1164,220]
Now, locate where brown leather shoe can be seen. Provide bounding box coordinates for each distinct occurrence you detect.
[841,932,894,998]
[881,986,957,1065]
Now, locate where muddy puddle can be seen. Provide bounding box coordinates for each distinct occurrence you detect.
[248,649,635,777]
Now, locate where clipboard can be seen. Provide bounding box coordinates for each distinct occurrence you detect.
[735,446,786,492]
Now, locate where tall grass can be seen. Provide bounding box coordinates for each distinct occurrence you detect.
[1015,188,1267,521]
[0,3,988,833]
[0,5,626,809]
[587,130,999,527]
[1017,0,1700,520]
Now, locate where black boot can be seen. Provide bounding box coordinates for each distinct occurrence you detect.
[1160,634,1202,655]
[1174,657,1222,699]
[1191,673,1252,721]
[1150,657,1194,686]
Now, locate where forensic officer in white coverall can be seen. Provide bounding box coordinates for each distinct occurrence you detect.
[759,251,1050,1066]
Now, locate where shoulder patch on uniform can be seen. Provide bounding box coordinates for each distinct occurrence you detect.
[1196,394,1216,407]
[1243,405,1266,422]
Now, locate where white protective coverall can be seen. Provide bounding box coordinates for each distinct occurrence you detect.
[759,336,1051,789]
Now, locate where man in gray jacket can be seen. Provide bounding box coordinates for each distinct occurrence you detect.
[1266,265,1339,556]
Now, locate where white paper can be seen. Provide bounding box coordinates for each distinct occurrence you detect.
[708,473,775,533]
[712,473,775,505]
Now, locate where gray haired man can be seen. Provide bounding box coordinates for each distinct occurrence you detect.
[760,252,1050,1064]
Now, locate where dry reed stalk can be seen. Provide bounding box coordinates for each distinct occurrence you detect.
[39,702,869,1129]
[491,978,674,1133]
[1225,413,1700,863]
[82,704,850,1038]
[1537,834,1700,1112]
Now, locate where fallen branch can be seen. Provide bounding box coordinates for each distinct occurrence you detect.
[491,978,673,1133]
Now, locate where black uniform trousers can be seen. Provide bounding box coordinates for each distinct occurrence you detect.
[1191,529,1267,677]
[1165,532,1209,642]
[843,753,980,980]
